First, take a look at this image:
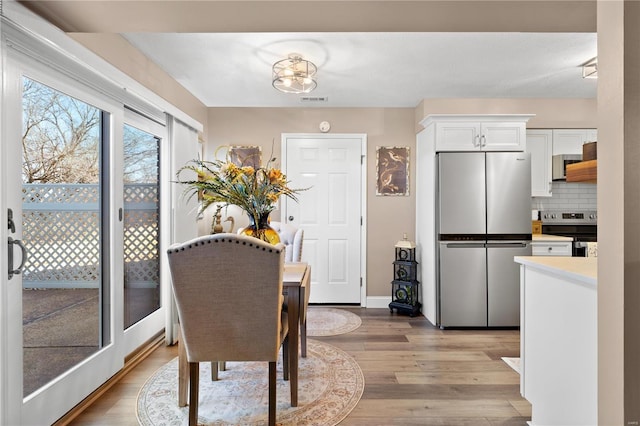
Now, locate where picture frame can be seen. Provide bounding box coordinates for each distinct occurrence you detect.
[376,146,409,196]
[228,145,262,169]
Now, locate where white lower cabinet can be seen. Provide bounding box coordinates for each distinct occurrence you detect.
[531,241,572,256]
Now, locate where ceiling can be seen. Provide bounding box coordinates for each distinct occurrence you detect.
[17,0,598,109]
[123,31,597,108]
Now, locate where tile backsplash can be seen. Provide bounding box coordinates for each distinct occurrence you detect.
[532,181,597,212]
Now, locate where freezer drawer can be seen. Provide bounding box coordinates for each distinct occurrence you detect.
[438,242,487,327]
[487,242,531,326]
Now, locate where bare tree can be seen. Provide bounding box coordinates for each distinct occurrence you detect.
[123,125,159,184]
[22,78,101,184]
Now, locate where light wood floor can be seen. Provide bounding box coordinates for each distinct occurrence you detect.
[68,308,531,425]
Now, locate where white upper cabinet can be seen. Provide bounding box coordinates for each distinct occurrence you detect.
[527,130,553,197]
[552,129,598,155]
[428,115,533,152]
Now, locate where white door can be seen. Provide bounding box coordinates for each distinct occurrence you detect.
[282,134,365,304]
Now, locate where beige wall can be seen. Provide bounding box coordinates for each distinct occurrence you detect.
[206,107,416,299]
[206,99,598,302]
[597,1,640,423]
[22,1,596,33]
[416,98,598,129]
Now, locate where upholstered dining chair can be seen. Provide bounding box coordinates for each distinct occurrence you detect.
[269,221,304,262]
[166,233,290,426]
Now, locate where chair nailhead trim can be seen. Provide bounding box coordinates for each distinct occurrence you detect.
[168,237,282,254]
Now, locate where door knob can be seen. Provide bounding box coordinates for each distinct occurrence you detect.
[288,216,294,221]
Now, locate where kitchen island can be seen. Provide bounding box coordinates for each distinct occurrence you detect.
[514,256,597,426]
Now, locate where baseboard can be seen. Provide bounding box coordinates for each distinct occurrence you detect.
[366,296,392,309]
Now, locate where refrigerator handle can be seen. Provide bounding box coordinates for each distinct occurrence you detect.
[444,242,486,248]
[486,242,528,248]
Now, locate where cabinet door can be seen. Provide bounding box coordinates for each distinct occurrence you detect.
[531,242,573,256]
[526,130,552,197]
[552,129,588,155]
[481,122,526,151]
[435,122,481,151]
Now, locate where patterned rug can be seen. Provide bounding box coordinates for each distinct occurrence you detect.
[306,307,362,336]
[136,339,364,425]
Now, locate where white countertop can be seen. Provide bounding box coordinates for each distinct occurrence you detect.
[532,234,574,242]
[514,256,597,286]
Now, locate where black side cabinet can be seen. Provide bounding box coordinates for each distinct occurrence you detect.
[389,243,421,317]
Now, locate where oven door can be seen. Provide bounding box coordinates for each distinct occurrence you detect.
[542,224,597,257]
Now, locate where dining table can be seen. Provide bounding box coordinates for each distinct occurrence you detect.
[177,261,311,408]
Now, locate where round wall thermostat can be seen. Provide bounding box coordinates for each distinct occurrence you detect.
[319,121,331,133]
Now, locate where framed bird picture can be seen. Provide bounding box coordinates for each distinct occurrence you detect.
[228,145,262,169]
[376,146,409,196]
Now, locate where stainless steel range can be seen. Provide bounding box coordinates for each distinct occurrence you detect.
[540,210,597,257]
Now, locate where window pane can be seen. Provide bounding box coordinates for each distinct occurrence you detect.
[21,77,104,396]
[123,124,160,328]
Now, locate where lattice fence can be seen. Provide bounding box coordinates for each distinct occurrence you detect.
[22,184,159,289]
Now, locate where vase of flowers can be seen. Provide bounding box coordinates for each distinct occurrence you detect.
[176,156,303,244]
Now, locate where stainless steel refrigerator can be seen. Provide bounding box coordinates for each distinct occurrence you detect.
[437,152,532,328]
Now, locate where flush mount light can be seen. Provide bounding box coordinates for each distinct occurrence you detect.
[272,53,317,94]
[581,57,597,79]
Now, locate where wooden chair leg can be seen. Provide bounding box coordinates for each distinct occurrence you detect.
[178,328,188,407]
[301,320,307,358]
[268,361,276,426]
[189,362,199,426]
[219,361,226,371]
[282,335,289,381]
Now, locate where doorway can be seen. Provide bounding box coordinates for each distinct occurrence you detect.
[282,134,366,305]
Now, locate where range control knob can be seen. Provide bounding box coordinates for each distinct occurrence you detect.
[590,214,597,220]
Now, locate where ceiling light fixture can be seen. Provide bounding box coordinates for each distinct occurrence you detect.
[581,57,597,79]
[272,53,317,94]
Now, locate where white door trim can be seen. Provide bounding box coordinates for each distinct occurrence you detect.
[281,133,367,307]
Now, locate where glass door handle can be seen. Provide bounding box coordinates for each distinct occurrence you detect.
[8,236,27,280]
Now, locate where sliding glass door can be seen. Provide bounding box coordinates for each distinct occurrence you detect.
[2,56,167,425]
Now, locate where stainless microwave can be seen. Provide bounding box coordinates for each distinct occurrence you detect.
[552,154,582,180]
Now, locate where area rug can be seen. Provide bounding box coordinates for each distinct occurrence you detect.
[306,307,362,336]
[136,339,364,425]
[502,356,521,374]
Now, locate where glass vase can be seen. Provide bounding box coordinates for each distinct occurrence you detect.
[240,213,280,245]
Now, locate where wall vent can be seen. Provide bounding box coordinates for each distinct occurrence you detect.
[300,96,329,103]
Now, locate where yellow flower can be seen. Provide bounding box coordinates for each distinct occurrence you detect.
[268,168,284,184]
[220,162,238,177]
[241,166,255,176]
[177,157,306,218]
